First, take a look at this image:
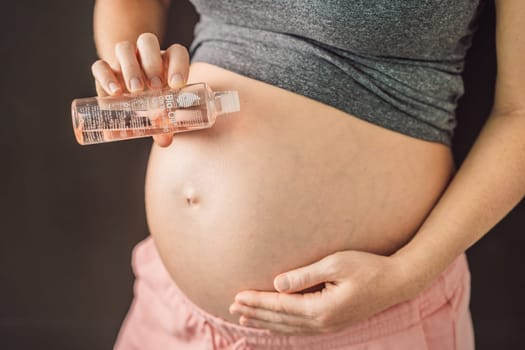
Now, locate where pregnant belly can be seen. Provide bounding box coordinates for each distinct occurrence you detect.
[145,62,455,323]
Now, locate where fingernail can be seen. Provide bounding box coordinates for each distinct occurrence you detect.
[240,316,254,327]
[169,73,184,88]
[130,77,142,91]
[235,295,247,305]
[108,82,119,94]
[275,276,290,292]
[150,76,162,88]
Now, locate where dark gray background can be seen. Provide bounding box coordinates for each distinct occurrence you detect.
[1,1,523,349]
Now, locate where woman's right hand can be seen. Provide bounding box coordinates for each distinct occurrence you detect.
[90,32,190,147]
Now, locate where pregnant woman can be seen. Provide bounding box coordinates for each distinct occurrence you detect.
[91,0,525,349]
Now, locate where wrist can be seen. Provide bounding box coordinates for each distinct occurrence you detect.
[380,254,420,304]
[388,253,425,303]
[390,231,463,302]
[389,240,443,301]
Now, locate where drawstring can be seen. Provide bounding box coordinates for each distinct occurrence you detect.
[226,337,251,350]
[202,319,251,350]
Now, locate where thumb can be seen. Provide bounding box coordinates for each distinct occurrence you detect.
[274,254,339,293]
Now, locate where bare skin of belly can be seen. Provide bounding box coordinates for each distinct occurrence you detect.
[145,62,456,323]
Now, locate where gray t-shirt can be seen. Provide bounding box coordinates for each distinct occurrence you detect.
[189,0,484,145]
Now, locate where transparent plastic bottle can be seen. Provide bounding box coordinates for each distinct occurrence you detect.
[71,82,240,145]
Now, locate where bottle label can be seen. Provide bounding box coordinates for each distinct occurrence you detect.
[163,94,177,124]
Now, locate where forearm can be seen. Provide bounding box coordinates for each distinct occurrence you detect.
[394,111,525,295]
[93,0,170,65]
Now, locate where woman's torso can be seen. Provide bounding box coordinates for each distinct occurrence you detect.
[145,62,456,323]
[143,0,484,323]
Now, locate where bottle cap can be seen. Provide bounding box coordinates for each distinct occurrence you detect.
[215,91,240,115]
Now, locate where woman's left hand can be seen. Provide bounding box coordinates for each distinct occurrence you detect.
[229,250,418,335]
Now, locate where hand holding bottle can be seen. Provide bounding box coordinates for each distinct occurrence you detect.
[91,33,188,146]
[75,33,239,146]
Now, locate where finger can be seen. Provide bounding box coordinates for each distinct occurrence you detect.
[235,291,319,317]
[115,41,144,92]
[136,33,164,89]
[91,60,122,96]
[239,316,313,335]
[230,302,316,329]
[165,43,190,89]
[136,35,172,147]
[274,254,340,293]
[152,134,173,147]
[95,81,108,97]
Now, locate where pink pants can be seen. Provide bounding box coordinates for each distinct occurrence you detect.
[114,237,474,349]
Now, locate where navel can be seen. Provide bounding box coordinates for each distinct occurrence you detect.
[183,185,200,207]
